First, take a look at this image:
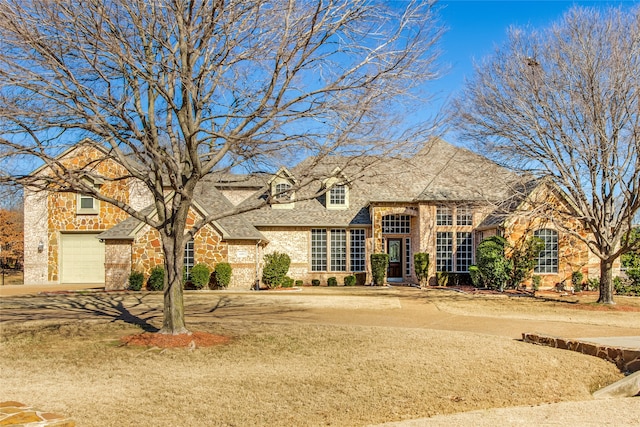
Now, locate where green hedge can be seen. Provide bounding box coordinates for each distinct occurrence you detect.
[371,253,389,286]
[344,275,356,286]
[147,265,165,291]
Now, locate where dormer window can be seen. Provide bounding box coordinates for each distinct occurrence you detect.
[269,167,297,209]
[323,167,350,210]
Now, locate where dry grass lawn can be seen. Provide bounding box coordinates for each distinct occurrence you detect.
[0,288,631,426]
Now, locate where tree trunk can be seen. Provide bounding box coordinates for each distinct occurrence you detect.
[159,231,190,335]
[597,258,615,305]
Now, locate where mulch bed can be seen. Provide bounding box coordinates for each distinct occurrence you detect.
[120,331,231,348]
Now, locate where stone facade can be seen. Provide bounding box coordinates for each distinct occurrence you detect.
[24,144,132,284]
[26,141,618,291]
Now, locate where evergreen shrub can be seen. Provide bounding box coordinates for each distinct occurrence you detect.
[128,271,144,291]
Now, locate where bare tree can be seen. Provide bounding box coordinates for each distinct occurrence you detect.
[0,0,444,333]
[455,6,640,304]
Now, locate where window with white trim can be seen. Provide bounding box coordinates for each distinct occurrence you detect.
[311,229,327,272]
[456,206,473,226]
[405,238,412,276]
[330,229,347,272]
[350,229,366,272]
[382,214,410,234]
[436,232,453,272]
[456,232,473,272]
[184,239,194,280]
[76,194,99,214]
[329,185,346,206]
[436,205,452,226]
[274,183,292,200]
[534,229,558,273]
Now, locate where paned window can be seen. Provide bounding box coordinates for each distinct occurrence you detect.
[184,239,194,280]
[329,185,346,205]
[456,232,473,272]
[350,229,366,272]
[274,183,292,200]
[456,206,473,226]
[330,229,347,272]
[311,229,327,271]
[436,205,452,226]
[436,232,453,272]
[534,229,558,273]
[382,214,410,234]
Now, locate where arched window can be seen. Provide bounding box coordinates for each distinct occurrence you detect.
[534,229,558,273]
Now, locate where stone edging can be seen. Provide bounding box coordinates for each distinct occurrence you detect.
[0,401,75,426]
[522,333,640,373]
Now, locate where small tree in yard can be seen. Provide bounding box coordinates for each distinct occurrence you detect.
[262,252,291,289]
[508,236,545,288]
[0,0,444,333]
[414,252,430,287]
[474,236,511,292]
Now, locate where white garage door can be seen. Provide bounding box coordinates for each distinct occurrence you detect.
[60,233,105,283]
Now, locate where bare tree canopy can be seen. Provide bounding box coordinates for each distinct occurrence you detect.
[455,6,640,304]
[0,0,444,332]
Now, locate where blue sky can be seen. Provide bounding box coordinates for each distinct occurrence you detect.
[432,0,639,141]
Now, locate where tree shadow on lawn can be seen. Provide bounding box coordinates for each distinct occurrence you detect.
[0,293,163,332]
[0,292,310,332]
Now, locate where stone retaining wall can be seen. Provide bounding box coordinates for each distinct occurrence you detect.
[523,333,640,373]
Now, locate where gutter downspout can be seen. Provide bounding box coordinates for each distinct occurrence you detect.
[254,240,262,290]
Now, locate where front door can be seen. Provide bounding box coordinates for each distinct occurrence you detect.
[387,239,402,281]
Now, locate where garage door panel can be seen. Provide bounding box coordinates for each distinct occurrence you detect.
[61,233,105,283]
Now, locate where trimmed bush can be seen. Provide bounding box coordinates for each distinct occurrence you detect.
[371,253,389,286]
[262,252,291,289]
[414,252,430,287]
[311,279,321,286]
[295,280,304,287]
[344,275,356,286]
[327,277,338,287]
[189,263,211,290]
[282,276,294,287]
[147,265,165,291]
[128,271,144,291]
[213,262,232,289]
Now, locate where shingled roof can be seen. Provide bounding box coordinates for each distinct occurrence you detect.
[236,138,519,227]
[99,186,266,241]
[100,138,521,238]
